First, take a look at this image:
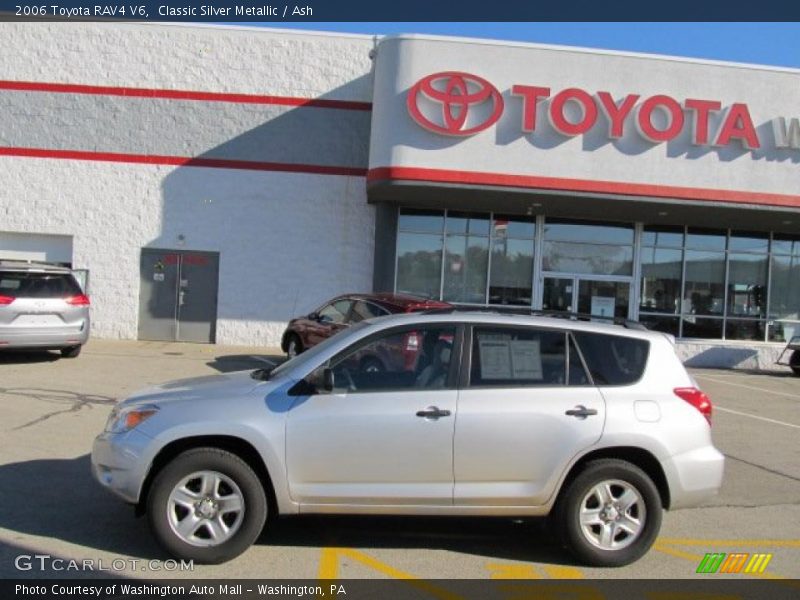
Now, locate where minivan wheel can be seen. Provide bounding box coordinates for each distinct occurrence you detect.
[286,334,302,358]
[554,459,662,567]
[60,345,81,358]
[147,448,267,564]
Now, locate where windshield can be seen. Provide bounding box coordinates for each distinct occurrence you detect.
[266,321,371,380]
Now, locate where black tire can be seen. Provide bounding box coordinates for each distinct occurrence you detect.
[147,448,267,564]
[553,459,662,567]
[60,345,82,358]
[789,350,800,377]
[285,333,303,358]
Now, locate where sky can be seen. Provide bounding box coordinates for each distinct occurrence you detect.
[246,23,800,69]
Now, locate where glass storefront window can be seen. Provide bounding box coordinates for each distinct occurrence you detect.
[398,209,444,234]
[769,254,800,321]
[682,316,723,339]
[543,242,633,276]
[443,233,489,303]
[768,321,800,343]
[642,226,684,248]
[639,314,680,336]
[686,228,727,251]
[683,250,725,316]
[490,238,534,306]
[639,247,682,314]
[396,232,443,299]
[544,220,634,245]
[727,253,767,317]
[446,212,490,235]
[729,231,769,253]
[726,319,767,341]
[772,235,800,256]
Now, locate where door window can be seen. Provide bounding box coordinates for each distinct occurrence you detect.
[318,300,352,324]
[330,325,457,393]
[470,327,567,387]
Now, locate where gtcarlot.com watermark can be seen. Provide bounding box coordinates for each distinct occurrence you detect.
[14,554,193,572]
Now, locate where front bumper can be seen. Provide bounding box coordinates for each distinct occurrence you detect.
[662,445,726,509]
[91,428,154,504]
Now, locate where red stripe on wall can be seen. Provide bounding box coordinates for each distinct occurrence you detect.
[0,146,368,177]
[0,80,372,111]
[367,166,800,209]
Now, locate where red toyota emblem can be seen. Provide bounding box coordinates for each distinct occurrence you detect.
[407,71,504,136]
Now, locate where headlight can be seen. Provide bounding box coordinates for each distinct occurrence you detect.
[105,404,159,433]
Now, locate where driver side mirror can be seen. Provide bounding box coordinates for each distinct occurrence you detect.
[307,312,320,321]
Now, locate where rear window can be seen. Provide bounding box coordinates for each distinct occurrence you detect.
[573,332,649,385]
[0,271,82,298]
[470,327,568,387]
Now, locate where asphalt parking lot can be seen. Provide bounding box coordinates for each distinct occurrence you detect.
[0,340,799,584]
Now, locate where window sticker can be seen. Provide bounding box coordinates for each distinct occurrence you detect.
[509,339,543,379]
[478,339,512,379]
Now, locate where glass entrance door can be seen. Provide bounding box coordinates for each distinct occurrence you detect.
[577,279,630,319]
[542,276,631,319]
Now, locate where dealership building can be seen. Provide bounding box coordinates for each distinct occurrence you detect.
[1,23,799,368]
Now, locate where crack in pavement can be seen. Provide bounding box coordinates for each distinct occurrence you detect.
[0,387,117,431]
[725,453,800,483]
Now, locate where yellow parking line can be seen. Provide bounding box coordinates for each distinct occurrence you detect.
[543,565,585,579]
[487,563,542,579]
[318,547,463,600]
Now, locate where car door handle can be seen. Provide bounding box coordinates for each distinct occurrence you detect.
[565,405,598,418]
[416,406,451,419]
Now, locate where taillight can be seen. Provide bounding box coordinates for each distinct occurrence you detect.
[674,387,712,425]
[65,294,90,306]
[0,295,14,305]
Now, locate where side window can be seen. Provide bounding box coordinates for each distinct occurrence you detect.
[470,327,566,387]
[318,300,351,324]
[573,332,650,385]
[350,300,390,323]
[330,325,457,393]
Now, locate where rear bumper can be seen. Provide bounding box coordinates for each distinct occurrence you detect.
[0,321,89,349]
[662,445,725,509]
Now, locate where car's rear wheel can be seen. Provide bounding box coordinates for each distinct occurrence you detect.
[789,350,800,376]
[60,345,82,358]
[554,459,662,567]
[286,333,303,358]
[147,448,267,564]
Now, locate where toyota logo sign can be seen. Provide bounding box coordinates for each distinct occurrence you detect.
[407,71,504,136]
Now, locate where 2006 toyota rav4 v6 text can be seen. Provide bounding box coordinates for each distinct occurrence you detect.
[92,311,724,567]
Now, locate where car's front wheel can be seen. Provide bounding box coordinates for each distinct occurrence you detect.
[147,448,267,564]
[554,458,662,567]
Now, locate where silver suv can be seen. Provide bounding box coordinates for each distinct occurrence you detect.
[0,260,90,358]
[92,311,723,567]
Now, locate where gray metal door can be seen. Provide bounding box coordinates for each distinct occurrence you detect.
[138,249,219,343]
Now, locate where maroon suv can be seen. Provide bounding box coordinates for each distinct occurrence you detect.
[280,293,451,357]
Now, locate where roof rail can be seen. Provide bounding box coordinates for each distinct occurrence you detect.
[419,305,647,330]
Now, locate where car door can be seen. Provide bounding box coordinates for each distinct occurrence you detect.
[286,323,461,507]
[305,298,353,347]
[453,325,605,507]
